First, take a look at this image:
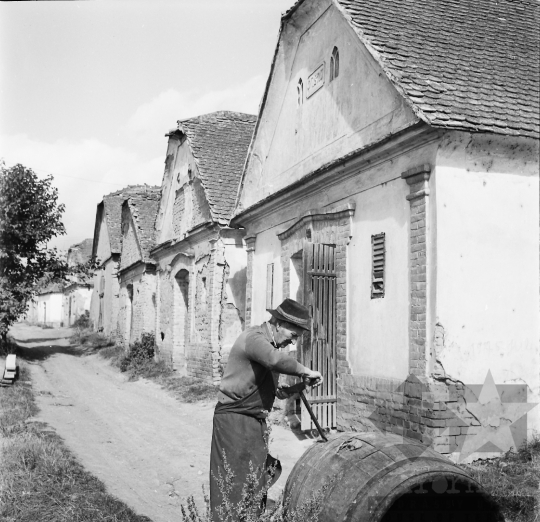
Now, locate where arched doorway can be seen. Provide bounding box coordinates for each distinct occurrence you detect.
[173,269,189,373]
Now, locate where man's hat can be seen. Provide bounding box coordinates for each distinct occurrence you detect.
[267,298,310,331]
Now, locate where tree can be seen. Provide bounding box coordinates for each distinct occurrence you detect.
[0,162,68,345]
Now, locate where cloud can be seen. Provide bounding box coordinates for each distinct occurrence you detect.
[0,133,164,251]
[0,75,267,251]
[124,75,266,154]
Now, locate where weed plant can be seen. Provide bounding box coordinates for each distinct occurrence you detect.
[459,436,540,522]
[70,326,114,349]
[0,361,152,522]
[159,375,217,403]
[181,455,326,522]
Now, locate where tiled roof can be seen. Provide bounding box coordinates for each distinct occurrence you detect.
[331,0,540,138]
[124,190,161,263]
[102,185,160,254]
[38,282,64,295]
[67,238,93,266]
[178,111,257,223]
[282,0,539,139]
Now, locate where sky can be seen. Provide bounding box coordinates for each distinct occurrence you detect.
[0,0,295,251]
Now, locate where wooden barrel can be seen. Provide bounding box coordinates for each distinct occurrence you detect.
[284,431,503,522]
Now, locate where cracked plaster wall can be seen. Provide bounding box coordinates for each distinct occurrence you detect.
[154,233,246,383]
[431,132,539,431]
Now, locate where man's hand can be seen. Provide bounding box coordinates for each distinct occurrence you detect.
[276,386,294,400]
[303,370,323,388]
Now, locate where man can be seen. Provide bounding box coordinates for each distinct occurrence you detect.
[209,298,322,521]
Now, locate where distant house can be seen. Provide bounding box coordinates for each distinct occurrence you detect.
[116,188,161,347]
[89,186,158,338]
[62,238,94,327]
[25,282,64,327]
[151,111,256,381]
[233,0,539,460]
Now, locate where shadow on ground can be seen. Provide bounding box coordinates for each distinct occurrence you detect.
[15,343,88,362]
[8,325,91,362]
[15,341,87,362]
[15,337,75,344]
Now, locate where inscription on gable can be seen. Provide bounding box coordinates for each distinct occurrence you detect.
[306,63,325,98]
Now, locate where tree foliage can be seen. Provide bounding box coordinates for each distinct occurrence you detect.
[0,162,67,343]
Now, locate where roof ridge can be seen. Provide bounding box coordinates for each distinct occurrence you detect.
[178,110,257,126]
[104,184,160,199]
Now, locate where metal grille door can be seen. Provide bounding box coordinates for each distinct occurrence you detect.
[300,243,337,430]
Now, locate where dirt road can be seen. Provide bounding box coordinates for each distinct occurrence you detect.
[9,324,315,522]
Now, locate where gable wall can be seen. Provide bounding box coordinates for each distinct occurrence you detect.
[155,136,212,246]
[95,211,112,263]
[239,0,418,210]
[120,208,141,270]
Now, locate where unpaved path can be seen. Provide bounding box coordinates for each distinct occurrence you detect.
[9,324,315,522]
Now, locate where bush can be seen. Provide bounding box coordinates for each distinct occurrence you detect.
[119,333,155,375]
[0,337,17,357]
[72,311,92,329]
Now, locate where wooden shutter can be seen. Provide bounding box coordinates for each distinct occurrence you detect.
[300,243,337,430]
[371,233,385,298]
[266,263,274,309]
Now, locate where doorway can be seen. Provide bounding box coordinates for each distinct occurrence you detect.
[173,269,189,373]
[300,242,337,430]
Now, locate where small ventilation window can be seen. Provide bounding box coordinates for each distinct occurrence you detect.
[330,47,340,82]
[297,79,304,107]
[371,233,385,298]
[266,263,274,309]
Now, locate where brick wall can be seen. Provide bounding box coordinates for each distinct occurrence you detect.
[156,268,175,364]
[172,188,185,237]
[118,271,156,348]
[338,373,480,453]
[155,240,230,384]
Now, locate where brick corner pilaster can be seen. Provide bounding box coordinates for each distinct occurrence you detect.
[403,164,431,376]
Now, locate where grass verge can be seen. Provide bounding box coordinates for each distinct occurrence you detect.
[0,361,152,522]
[459,436,540,522]
[75,329,218,403]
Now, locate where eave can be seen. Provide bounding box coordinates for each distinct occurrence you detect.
[232,121,440,228]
